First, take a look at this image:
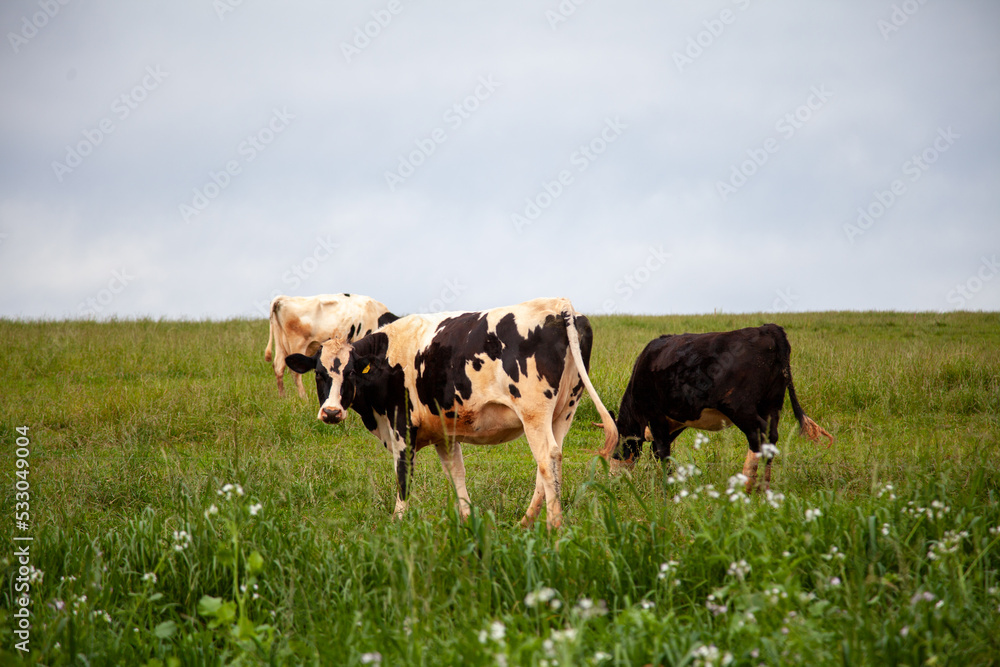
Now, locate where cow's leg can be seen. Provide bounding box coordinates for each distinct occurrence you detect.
[647,420,683,462]
[521,469,546,529]
[435,441,471,519]
[273,344,287,397]
[293,371,307,399]
[392,445,415,519]
[521,420,563,530]
[762,410,781,489]
[737,417,764,494]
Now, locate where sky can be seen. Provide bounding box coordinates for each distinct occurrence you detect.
[1,0,998,320]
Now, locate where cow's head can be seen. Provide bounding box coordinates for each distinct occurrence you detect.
[285,337,367,425]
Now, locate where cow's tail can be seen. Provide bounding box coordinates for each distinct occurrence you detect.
[787,371,834,448]
[562,304,618,460]
[264,297,281,363]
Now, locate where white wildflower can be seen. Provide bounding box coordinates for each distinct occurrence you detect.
[204,504,218,519]
[490,621,506,642]
[761,443,780,459]
[249,503,263,516]
[705,594,728,616]
[691,643,725,667]
[805,508,822,522]
[726,559,751,581]
[525,586,557,608]
[360,652,382,664]
[141,572,157,585]
[172,530,192,552]
[877,483,896,500]
[551,627,577,643]
[573,597,608,619]
[822,545,846,561]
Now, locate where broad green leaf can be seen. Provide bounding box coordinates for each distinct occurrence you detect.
[153,620,176,639]
[197,595,223,616]
[248,550,264,575]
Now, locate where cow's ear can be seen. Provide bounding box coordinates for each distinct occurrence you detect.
[285,353,317,374]
[352,356,378,379]
[304,340,323,356]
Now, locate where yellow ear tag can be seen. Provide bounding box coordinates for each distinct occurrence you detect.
[362,364,370,374]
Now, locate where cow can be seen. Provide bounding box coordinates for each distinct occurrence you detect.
[611,324,832,493]
[284,297,619,529]
[264,293,398,398]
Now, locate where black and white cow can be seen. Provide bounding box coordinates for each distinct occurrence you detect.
[612,324,832,493]
[285,297,618,529]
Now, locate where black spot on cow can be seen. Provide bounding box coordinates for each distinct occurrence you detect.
[444,410,456,419]
[543,389,553,399]
[347,323,356,340]
[483,332,502,360]
[342,293,351,297]
[378,311,400,328]
[349,332,409,438]
[509,384,521,398]
[332,358,342,373]
[568,399,575,407]
[411,311,588,418]
[471,357,483,371]
[493,313,568,389]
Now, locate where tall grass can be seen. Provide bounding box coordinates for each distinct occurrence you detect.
[1,312,998,665]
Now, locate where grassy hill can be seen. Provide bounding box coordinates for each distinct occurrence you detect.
[1,312,998,665]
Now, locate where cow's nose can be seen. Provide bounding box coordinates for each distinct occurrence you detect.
[321,407,344,424]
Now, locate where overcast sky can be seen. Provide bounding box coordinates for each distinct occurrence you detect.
[1,1,998,320]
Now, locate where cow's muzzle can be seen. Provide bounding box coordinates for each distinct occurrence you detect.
[320,407,345,424]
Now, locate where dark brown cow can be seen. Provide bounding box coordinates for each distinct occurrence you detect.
[612,324,832,492]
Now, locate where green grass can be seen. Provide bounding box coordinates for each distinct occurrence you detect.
[1,312,998,665]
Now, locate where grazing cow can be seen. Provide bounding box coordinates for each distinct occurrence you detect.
[264,293,398,398]
[612,324,832,493]
[284,297,618,529]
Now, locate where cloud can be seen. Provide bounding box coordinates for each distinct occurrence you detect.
[1,0,998,319]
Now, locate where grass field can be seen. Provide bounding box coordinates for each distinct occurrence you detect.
[2,311,999,665]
